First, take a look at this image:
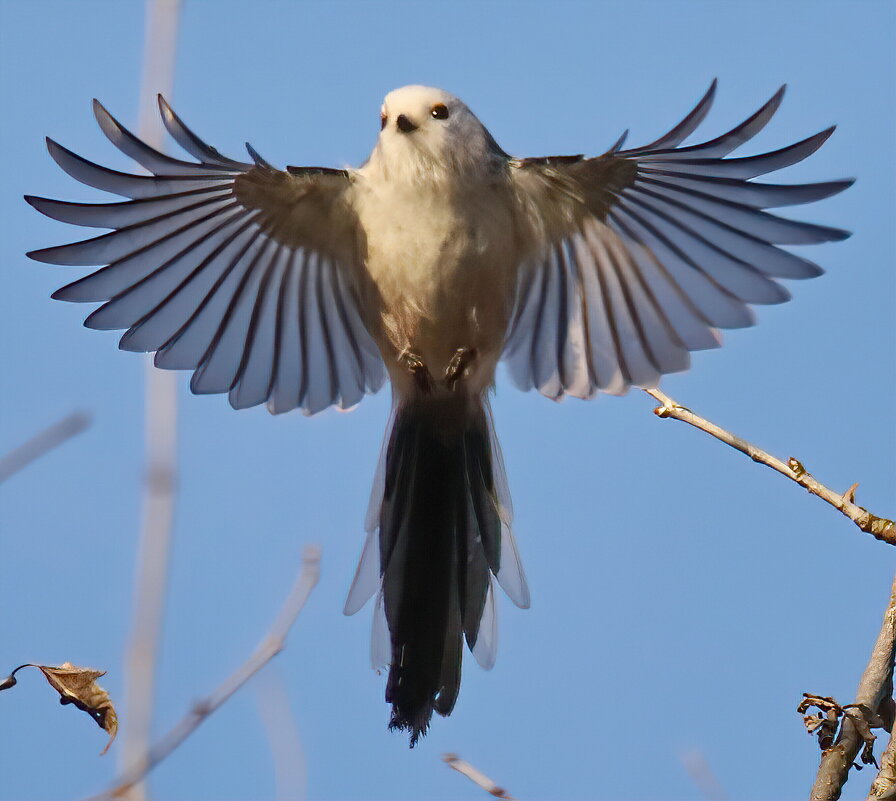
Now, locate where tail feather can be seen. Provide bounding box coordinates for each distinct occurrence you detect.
[379,393,499,745]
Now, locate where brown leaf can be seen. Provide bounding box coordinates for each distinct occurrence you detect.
[798,693,841,715]
[804,713,826,734]
[1,662,118,754]
[844,706,879,769]
[799,693,845,751]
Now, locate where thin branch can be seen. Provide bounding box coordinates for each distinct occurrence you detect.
[643,388,895,545]
[83,546,321,801]
[118,1,181,798]
[680,749,730,801]
[810,573,896,800]
[0,411,91,483]
[442,754,516,799]
[255,665,307,801]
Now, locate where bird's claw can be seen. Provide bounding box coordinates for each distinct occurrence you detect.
[445,347,477,390]
[402,351,434,394]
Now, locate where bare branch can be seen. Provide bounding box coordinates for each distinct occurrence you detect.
[868,723,896,798]
[0,411,91,483]
[255,666,307,801]
[117,2,182,797]
[809,573,896,800]
[442,754,516,799]
[83,546,321,801]
[643,389,895,545]
[680,749,730,801]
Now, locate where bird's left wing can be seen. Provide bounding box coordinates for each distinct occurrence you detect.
[504,82,852,399]
[27,97,385,415]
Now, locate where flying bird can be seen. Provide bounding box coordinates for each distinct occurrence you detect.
[26,82,852,745]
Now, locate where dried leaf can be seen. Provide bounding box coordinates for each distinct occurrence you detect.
[798,693,884,768]
[799,693,844,751]
[844,702,885,729]
[0,662,118,754]
[804,714,826,734]
[798,693,841,715]
[844,707,879,768]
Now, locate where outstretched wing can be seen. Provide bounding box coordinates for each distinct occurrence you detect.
[26,97,385,415]
[504,82,853,399]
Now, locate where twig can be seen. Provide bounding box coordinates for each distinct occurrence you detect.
[84,546,321,801]
[442,754,516,799]
[0,411,91,483]
[681,749,730,801]
[810,573,896,800]
[643,388,895,545]
[255,665,307,801]
[117,1,181,798]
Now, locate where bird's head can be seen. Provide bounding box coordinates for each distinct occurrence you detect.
[369,85,506,182]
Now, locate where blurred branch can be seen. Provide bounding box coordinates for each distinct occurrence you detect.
[84,546,321,801]
[680,749,730,801]
[118,1,181,798]
[442,754,515,799]
[643,389,895,545]
[255,665,307,801]
[807,573,896,800]
[0,411,90,483]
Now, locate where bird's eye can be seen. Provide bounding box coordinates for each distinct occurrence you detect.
[380,113,387,130]
[431,104,449,120]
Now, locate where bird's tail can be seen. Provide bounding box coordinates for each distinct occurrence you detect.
[345,391,529,746]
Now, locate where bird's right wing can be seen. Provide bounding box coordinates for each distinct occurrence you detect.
[27,97,385,415]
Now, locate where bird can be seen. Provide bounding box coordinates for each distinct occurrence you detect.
[26,82,852,745]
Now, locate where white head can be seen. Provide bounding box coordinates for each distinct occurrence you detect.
[366,85,506,182]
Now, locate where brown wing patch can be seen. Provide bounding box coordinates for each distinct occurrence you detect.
[233,167,357,263]
[516,154,585,168]
[514,154,638,228]
[566,157,639,220]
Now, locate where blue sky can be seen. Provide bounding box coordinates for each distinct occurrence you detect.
[1,1,893,800]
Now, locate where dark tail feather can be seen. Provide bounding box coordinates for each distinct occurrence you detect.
[379,393,501,746]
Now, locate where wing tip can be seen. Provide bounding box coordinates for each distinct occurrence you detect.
[826,226,852,242]
[23,195,63,222]
[245,142,273,169]
[786,259,826,280]
[25,245,60,264]
[50,284,75,301]
[45,135,66,157]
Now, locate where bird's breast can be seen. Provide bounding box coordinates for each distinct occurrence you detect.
[352,180,520,387]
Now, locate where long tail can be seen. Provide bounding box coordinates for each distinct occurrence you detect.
[379,392,504,745]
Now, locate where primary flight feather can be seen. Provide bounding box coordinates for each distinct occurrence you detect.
[26,82,851,744]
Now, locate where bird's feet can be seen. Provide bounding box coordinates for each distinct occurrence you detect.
[444,347,477,390]
[401,351,434,394]
[400,348,477,393]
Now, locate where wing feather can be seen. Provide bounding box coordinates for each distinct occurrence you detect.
[505,84,850,399]
[28,98,383,415]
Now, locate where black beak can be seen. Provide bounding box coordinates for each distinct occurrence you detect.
[396,114,418,133]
